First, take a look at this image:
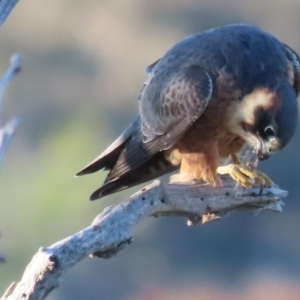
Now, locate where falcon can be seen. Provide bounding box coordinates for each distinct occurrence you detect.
[76,24,300,200]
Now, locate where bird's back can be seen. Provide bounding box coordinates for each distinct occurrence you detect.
[154,24,289,94]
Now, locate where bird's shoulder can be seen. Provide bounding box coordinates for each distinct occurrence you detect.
[146,25,293,93]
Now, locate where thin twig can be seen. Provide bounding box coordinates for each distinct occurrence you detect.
[1,178,288,300]
[0,0,21,268]
[0,0,19,27]
[0,54,21,112]
[0,55,22,263]
[0,54,21,164]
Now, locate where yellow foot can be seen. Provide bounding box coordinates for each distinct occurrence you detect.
[254,170,273,187]
[216,163,273,188]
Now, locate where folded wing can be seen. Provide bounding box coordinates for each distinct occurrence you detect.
[77,65,213,199]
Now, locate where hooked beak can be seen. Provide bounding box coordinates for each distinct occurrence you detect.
[255,136,270,161]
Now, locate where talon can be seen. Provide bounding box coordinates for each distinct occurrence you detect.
[255,170,273,187]
[217,163,255,188]
[217,162,273,189]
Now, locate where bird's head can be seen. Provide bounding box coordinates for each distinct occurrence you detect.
[238,81,298,160]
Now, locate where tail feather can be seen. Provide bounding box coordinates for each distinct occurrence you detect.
[75,117,139,176]
[76,115,178,200]
[90,152,177,200]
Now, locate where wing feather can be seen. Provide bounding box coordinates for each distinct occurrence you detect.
[140,65,213,150]
[75,117,139,176]
[96,65,213,186]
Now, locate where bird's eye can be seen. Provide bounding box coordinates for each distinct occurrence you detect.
[264,125,276,141]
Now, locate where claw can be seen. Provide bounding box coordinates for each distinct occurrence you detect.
[217,163,253,188]
[216,162,273,188]
[254,170,273,187]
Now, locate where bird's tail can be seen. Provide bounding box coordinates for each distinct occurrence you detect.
[76,116,177,200]
[75,119,136,177]
[89,151,177,200]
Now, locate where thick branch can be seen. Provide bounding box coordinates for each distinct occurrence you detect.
[1,178,287,300]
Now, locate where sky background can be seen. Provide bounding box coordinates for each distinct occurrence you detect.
[1,0,300,299]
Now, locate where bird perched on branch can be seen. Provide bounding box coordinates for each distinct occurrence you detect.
[76,24,300,200]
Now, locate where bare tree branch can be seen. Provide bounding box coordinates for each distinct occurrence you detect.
[0,54,21,103]
[0,117,19,164]
[0,1,21,163]
[0,0,19,27]
[1,177,287,300]
[0,54,21,165]
[0,54,21,263]
[0,0,21,265]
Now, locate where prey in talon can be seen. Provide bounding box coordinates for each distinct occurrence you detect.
[76,24,299,200]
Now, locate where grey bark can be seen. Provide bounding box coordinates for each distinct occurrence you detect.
[1,178,287,300]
